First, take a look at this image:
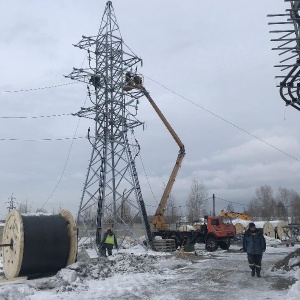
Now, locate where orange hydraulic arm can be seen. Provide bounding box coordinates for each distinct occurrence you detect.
[140,87,185,231]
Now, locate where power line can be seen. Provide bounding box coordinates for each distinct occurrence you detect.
[1,76,299,165]
[0,113,72,119]
[131,131,158,205]
[40,94,89,209]
[216,196,252,207]
[0,82,78,93]
[0,136,84,142]
[145,196,213,209]
[145,75,300,164]
[216,196,300,209]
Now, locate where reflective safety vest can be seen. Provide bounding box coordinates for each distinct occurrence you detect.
[104,234,115,245]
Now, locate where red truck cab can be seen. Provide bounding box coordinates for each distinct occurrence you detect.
[204,216,236,251]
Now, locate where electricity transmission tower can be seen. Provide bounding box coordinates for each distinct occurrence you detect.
[66,1,152,251]
[268,1,300,111]
[6,193,17,212]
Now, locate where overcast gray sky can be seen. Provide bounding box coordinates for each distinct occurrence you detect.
[1,0,299,220]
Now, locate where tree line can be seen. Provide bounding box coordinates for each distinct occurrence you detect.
[164,181,300,224]
[9,182,300,225]
[245,185,300,223]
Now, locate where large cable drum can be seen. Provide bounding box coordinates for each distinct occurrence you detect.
[263,222,275,238]
[276,221,289,240]
[2,209,77,279]
[235,223,245,234]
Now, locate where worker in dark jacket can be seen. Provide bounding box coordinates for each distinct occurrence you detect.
[243,222,266,277]
[101,228,118,257]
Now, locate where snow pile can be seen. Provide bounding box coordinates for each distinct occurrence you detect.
[78,237,96,249]
[22,212,52,217]
[234,232,283,246]
[289,256,300,268]
[26,269,78,293]
[0,249,173,297]
[231,218,251,227]
[270,247,300,300]
[1,242,300,299]
[0,285,34,299]
[272,248,300,271]
[82,253,160,279]
[285,268,300,300]
[265,235,282,247]
[118,235,146,249]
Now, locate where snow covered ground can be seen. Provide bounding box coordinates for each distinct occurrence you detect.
[0,240,300,300]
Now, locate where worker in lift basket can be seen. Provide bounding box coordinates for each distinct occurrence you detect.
[101,227,118,257]
[243,222,266,278]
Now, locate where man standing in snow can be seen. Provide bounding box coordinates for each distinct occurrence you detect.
[100,227,118,257]
[243,222,266,277]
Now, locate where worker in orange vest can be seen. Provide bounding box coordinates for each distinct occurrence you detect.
[101,228,118,257]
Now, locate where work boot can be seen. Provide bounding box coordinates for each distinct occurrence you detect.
[256,267,261,278]
[251,267,255,277]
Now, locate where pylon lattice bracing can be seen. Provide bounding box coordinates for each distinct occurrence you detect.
[268,1,300,111]
[66,1,151,251]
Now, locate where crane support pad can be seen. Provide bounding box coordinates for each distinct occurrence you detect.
[152,239,176,252]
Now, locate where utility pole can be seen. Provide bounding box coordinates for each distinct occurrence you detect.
[6,194,17,212]
[66,1,152,251]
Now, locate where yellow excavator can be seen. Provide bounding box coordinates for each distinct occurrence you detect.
[220,210,252,221]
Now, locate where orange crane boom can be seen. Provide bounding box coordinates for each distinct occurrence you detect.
[140,87,185,231]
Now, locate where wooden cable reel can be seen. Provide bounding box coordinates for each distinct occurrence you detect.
[263,222,275,238]
[1,209,77,279]
[276,221,289,240]
[235,223,245,234]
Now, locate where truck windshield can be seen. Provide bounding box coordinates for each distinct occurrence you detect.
[220,217,233,225]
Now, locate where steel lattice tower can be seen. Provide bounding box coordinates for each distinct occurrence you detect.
[268,1,300,111]
[66,1,152,251]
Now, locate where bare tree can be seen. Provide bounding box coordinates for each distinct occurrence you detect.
[186,179,208,222]
[275,187,297,221]
[226,203,235,212]
[276,187,291,208]
[82,205,97,224]
[51,203,63,214]
[118,200,133,223]
[36,208,48,214]
[245,199,260,220]
[290,191,300,223]
[18,199,32,214]
[254,185,276,220]
[276,200,288,220]
[164,194,179,223]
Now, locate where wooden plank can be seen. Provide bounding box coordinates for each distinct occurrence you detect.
[0,276,27,285]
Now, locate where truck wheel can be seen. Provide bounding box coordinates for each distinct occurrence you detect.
[219,240,230,250]
[205,237,218,252]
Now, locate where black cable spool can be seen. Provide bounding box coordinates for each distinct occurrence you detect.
[2,210,77,279]
[21,215,69,276]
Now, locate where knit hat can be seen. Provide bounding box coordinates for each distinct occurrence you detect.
[248,222,255,228]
